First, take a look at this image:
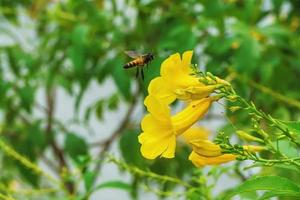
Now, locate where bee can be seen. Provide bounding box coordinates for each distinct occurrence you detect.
[123,51,154,80]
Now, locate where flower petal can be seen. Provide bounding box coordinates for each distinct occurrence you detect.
[181,50,193,74]
[139,131,175,159]
[160,53,181,79]
[182,127,209,143]
[189,151,236,167]
[161,136,176,158]
[139,109,174,159]
[243,145,265,152]
[144,95,170,122]
[172,97,214,134]
[160,52,200,89]
[141,114,171,134]
[148,77,176,105]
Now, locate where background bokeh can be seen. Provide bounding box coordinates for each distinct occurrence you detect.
[0,0,300,199]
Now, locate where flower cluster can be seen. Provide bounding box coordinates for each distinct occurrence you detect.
[138,51,259,167]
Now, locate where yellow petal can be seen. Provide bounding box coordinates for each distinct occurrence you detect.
[139,131,175,159]
[243,145,265,152]
[190,139,222,157]
[181,50,194,74]
[141,114,171,136]
[161,136,176,158]
[193,146,222,157]
[189,151,236,167]
[160,53,181,79]
[148,77,176,105]
[144,95,170,122]
[161,52,201,89]
[172,97,214,134]
[139,104,175,159]
[189,139,219,149]
[182,127,209,143]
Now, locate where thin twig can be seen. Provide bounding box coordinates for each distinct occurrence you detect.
[107,155,191,187]
[45,88,74,194]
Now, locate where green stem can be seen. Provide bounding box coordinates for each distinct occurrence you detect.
[107,155,191,188]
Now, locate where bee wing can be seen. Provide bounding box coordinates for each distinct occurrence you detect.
[124,51,141,58]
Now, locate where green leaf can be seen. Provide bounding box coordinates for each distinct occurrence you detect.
[71,24,89,47]
[281,120,300,135]
[95,99,105,120]
[17,164,39,187]
[68,46,85,73]
[84,171,96,192]
[158,23,197,52]
[68,24,89,75]
[274,164,300,175]
[225,176,300,199]
[259,191,300,200]
[27,121,47,151]
[93,180,131,192]
[280,120,300,144]
[232,36,261,75]
[259,25,290,39]
[19,85,35,112]
[276,140,298,157]
[84,105,93,122]
[119,130,146,168]
[108,93,119,110]
[64,133,88,164]
[111,59,131,101]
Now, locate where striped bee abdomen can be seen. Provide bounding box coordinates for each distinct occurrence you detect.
[123,59,142,68]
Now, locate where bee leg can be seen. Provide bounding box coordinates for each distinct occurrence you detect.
[136,68,139,78]
[141,68,144,80]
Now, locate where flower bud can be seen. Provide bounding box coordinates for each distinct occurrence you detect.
[236,130,264,143]
[227,95,238,102]
[243,145,266,152]
[229,106,241,113]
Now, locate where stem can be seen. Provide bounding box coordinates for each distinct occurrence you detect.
[234,94,300,147]
[45,88,74,194]
[253,156,300,168]
[107,155,191,187]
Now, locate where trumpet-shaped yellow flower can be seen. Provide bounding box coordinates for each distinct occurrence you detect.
[148,51,223,105]
[189,152,237,167]
[183,127,236,166]
[139,95,216,159]
[183,127,263,167]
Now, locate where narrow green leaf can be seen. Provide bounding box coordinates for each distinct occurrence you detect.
[93,180,131,192]
[259,191,300,200]
[95,99,105,120]
[84,171,96,192]
[108,93,119,110]
[225,176,300,199]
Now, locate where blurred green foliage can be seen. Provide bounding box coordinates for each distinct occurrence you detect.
[0,0,299,199]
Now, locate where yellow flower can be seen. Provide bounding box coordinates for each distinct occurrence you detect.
[148,51,223,105]
[183,127,263,167]
[189,152,237,167]
[139,95,216,159]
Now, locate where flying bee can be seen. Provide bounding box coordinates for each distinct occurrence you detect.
[123,51,154,80]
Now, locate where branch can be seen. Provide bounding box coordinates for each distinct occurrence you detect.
[91,83,142,185]
[45,88,74,194]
